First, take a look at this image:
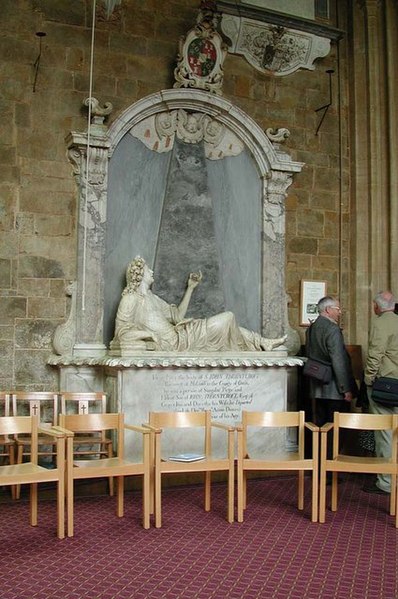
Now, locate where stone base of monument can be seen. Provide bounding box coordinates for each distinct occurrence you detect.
[49,351,304,461]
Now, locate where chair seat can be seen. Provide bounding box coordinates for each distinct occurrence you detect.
[159,457,231,473]
[325,454,396,472]
[0,461,59,481]
[242,452,315,470]
[72,456,143,474]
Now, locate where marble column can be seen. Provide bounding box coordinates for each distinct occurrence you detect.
[66,129,109,357]
[262,170,292,338]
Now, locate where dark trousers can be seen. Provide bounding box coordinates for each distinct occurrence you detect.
[314,398,349,460]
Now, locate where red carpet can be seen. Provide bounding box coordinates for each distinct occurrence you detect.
[0,474,397,598]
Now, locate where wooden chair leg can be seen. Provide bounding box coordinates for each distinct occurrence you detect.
[319,433,327,523]
[390,473,396,517]
[15,444,24,500]
[142,469,150,530]
[237,461,244,523]
[311,467,319,523]
[154,470,161,528]
[116,476,124,517]
[331,472,338,512]
[298,470,304,510]
[30,483,38,527]
[107,443,114,497]
[204,471,211,512]
[227,463,234,523]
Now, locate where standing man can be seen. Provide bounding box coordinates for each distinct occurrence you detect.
[306,296,355,433]
[363,290,398,494]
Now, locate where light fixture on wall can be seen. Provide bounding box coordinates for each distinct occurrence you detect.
[32,31,46,93]
[314,68,334,135]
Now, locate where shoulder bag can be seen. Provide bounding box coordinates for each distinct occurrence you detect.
[371,376,398,407]
[303,324,332,384]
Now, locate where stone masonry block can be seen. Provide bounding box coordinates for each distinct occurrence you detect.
[34,215,72,237]
[27,297,65,319]
[19,190,74,215]
[32,0,85,26]
[0,231,18,259]
[14,349,58,387]
[0,259,11,287]
[19,256,65,279]
[0,297,26,324]
[18,279,50,297]
[15,319,59,349]
[0,325,14,341]
[297,209,324,237]
[289,237,318,255]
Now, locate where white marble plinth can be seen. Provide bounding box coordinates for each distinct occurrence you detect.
[49,351,304,460]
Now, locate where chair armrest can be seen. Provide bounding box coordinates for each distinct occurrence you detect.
[38,425,73,438]
[210,421,235,432]
[320,422,334,433]
[304,422,319,433]
[141,423,162,433]
[124,423,151,435]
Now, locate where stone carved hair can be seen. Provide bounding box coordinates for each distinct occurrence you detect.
[123,256,146,295]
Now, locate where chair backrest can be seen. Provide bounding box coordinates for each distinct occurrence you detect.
[0,393,11,417]
[241,411,306,458]
[60,392,107,415]
[149,411,211,456]
[332,412,398,459]
[0,415,39,461]
[59,412,124,458]
[11,392,58,426]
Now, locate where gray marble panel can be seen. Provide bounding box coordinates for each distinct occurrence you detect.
[118,366,286,460]
[207,149,262,332]
[104,134,171,344]
[153,138,225,318]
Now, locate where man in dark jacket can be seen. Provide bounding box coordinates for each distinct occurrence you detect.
[305,296,355,433]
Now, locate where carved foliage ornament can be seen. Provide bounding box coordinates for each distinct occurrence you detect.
[130,109,244,160]
[174,1,227,95]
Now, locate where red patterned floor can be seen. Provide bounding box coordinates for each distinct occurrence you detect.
[0,474,397,598]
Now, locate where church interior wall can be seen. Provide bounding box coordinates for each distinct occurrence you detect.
[0,0,394,389]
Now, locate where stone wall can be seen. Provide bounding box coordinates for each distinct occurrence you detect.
[0,0,355,389]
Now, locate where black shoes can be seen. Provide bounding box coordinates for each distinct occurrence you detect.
[362,482,390,495]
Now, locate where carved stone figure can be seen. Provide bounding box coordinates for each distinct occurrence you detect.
[109,257,286,355]
[52,281,77,355]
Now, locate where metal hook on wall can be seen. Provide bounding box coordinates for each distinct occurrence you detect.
[314,69,334,136]
[33,31,46,93]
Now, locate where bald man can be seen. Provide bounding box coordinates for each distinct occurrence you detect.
[364,290,398,494]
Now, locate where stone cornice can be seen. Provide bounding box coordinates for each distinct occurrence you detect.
[48,352,304,369]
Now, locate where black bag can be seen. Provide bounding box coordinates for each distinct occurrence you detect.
[303,357,332,384]
[371,376,398,407]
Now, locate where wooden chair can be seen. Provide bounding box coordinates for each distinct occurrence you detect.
[11,392,59,499]
[0,415,67,539]
[59,412,150,536]
[0,393,16,499]
[319,412,398,526]
[60,392,114,496]
[148,411,235,528]
[237,411,319,523]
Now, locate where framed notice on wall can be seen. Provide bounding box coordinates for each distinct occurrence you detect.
[300,280,327,326]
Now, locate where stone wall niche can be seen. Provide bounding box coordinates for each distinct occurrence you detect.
[65,89,302,357]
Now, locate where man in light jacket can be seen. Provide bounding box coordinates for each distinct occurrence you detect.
[364,290,398,494]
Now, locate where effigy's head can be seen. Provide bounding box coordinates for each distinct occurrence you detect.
[124,256,146,293]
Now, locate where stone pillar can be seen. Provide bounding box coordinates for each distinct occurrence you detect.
[66,128,110,357]
[262,170,292,338]
[385,0,398,288]
[364,0,389,291]
[351,0,396,348]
